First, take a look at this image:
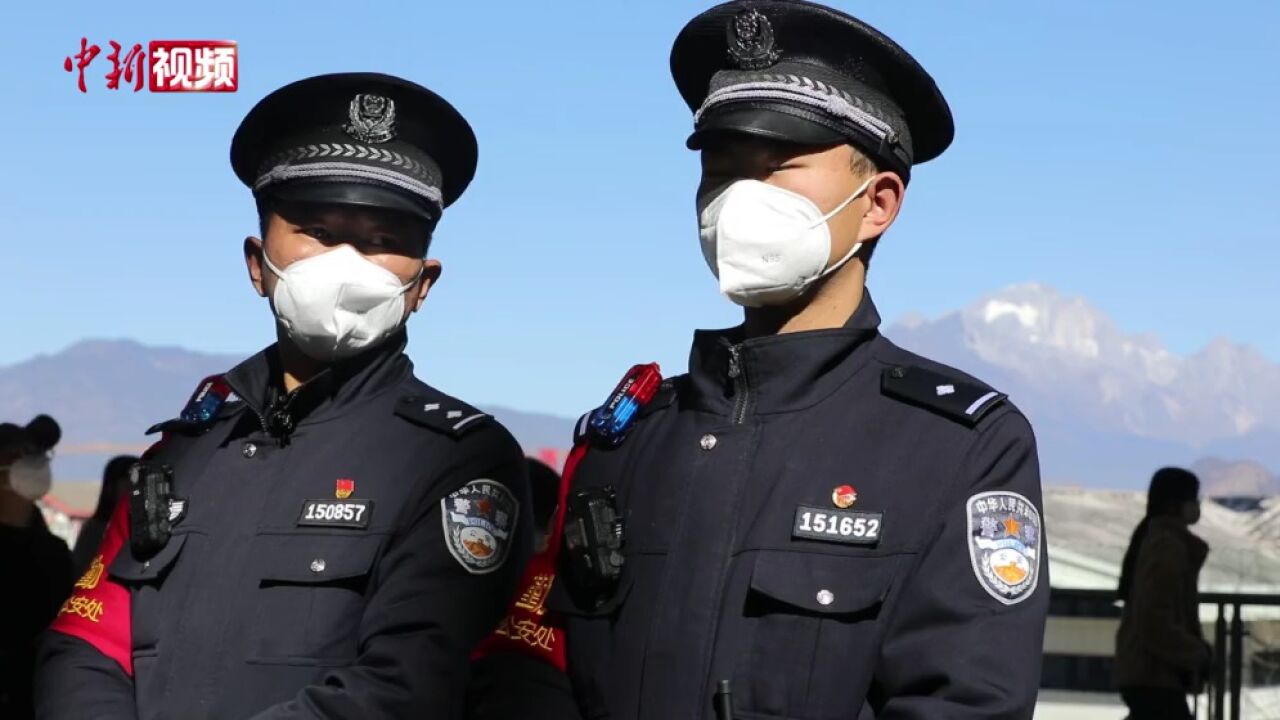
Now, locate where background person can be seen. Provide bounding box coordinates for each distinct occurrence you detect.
[1115,466,1211,720]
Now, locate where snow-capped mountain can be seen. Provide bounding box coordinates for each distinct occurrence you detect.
[888,283,1280,488]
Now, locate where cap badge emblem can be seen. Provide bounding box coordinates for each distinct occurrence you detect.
[344,93,397,144]
[727,9,781,70]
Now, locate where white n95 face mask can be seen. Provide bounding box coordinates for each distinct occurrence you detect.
[5,454,52,501]
[697,176,873,307]
[263,244,420,363]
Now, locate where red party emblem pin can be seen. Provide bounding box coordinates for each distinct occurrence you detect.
[335,478,355,499]
[832,484,857,509]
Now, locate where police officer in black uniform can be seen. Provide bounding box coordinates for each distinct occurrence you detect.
[35,73,532,719]
[531,2,1050,718]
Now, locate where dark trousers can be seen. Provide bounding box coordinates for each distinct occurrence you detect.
[1121,687,1192,720]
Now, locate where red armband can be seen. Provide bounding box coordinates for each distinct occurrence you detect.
[472,443,591,671]
[50,499,134,675]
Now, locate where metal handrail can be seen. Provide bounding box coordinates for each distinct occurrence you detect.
[1050,587,1280,720]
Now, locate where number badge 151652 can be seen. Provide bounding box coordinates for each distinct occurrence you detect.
[792,505,883,546]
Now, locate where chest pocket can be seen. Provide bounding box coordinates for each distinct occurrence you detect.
[108,533,190,651]
[734,551,903,720]
[248,532,384,666]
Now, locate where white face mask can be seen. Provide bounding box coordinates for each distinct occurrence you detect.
[5,454,52,501]
[263,244,420,362]
[698,176,873,307]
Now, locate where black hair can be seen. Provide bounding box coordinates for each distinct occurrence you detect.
[848,146,881,267]
[1117,467,1201,602]
[525,458,561,530]
[849,144,880,179]
[94,455,138,521]
[255,194,274,239]
[26,415,61,452]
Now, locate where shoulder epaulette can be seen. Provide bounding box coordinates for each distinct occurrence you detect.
[880,364,1006,427]
[638,378,679,419]
[394,392,491,438]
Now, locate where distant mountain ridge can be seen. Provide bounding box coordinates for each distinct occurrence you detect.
[0,339,573,492]
[887,283,1280,489]
[4,283,1277,502]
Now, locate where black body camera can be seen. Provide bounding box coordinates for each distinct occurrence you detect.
[128,460,175,559]
[562,485,626,607]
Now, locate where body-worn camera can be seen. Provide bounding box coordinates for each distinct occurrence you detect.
[562,485,625,606]
[129,460,176,559]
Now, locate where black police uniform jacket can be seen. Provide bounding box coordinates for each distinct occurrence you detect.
[555,294,1048,720]
[35,335,532,720]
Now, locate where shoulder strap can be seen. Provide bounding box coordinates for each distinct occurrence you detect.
[880,364,1007,427]
[393,392,492,438]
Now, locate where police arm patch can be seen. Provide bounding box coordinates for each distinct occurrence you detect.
[441,479,518,575]
[966,491,1042,606]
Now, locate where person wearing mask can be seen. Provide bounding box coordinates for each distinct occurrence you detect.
[71,455,138,577]
[481,2,1048,717]
[35,73,532,719]
[1115,467,1211,720]
[0,416,72,719]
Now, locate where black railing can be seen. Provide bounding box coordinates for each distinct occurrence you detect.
[1052,588,1280,720]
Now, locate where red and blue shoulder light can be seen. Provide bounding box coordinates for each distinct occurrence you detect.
[587,363,663,447]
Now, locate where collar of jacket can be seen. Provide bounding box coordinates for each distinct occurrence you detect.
[224,330,413,434]
[1148,515,1210,568]
[686,290,882,419]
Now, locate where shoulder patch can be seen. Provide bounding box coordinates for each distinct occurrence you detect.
[880,365,1006,427]
[441,479,518,575]
[395,394,491,437]
[967,491,1042,605]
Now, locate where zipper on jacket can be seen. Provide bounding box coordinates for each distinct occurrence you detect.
[224,378,273,440]
[727,344,751,425]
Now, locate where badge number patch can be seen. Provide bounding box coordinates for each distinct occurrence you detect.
[442,479,518,575]
[297,499,372,529]
[967,491,1042,605]
[793,505,883,545]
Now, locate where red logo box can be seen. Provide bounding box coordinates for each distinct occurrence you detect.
[148,41,237,92]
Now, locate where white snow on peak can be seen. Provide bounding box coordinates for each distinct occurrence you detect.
[890,282,1280,454]
[983,299,1041,329]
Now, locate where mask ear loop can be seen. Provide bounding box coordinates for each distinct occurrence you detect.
[398,265,425,295]
[806,176,876,286]
[261,240,287,279]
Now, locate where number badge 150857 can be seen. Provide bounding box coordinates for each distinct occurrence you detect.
[297,499,373,529]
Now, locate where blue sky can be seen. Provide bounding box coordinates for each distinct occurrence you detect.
[2,0,1277,418]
